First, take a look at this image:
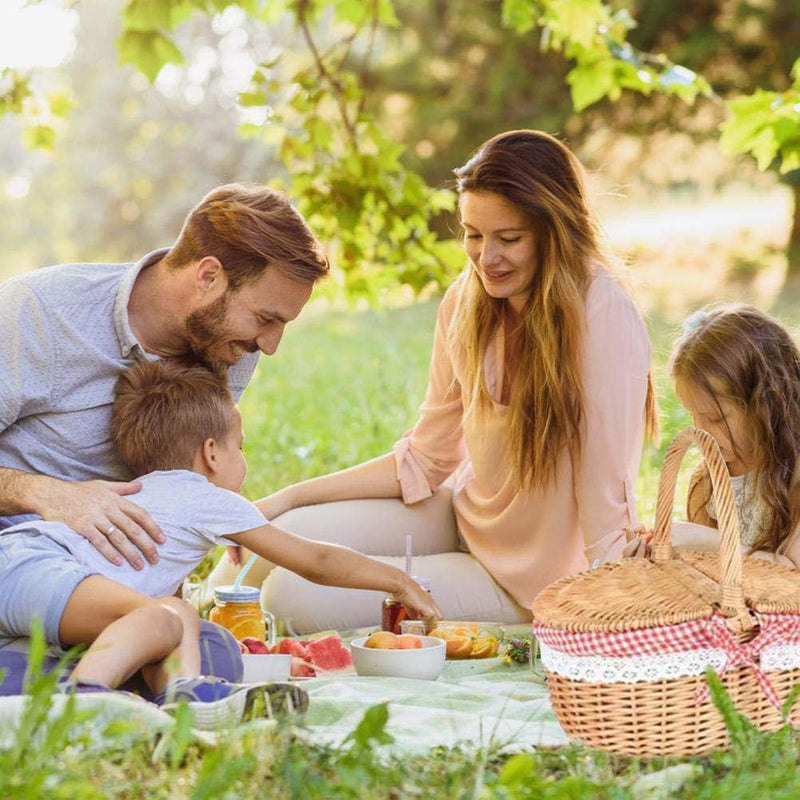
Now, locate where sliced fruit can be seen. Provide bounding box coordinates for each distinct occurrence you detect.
[470,636,499,658]
[240,636,270,655]
[275,638,312,661]
[306,635,354,671]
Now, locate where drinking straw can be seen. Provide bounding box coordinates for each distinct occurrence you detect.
[405,535,413,576]
[233,552,259,589]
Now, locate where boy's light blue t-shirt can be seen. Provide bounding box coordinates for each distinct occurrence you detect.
[3,470,268,598]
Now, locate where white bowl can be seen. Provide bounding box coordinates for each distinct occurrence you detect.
[241,653,292,683]
[350,635,446,680]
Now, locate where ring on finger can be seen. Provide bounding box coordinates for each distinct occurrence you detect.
[105,525,117,537]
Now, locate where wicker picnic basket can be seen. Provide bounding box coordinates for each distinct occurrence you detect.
[532,427,800,757]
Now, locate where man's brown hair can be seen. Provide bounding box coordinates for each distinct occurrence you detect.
[112,358,236,477]
[166,183,329,290]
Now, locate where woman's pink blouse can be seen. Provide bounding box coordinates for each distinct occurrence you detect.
[393,271,651,611]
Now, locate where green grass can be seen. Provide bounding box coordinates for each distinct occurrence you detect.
[5,270,800,796]
[237,299,438,500]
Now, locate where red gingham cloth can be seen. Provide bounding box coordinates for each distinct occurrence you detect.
[534,612,800,714]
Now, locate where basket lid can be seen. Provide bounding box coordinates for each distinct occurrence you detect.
[534,427,800,633]
[533,552,800,633]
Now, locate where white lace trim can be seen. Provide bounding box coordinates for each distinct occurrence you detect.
[761,645,800,672]
[540,641,800,684]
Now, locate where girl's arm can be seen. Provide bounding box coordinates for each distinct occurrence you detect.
[228,523,442,621]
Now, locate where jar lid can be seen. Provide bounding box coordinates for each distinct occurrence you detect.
[213,585,261,604]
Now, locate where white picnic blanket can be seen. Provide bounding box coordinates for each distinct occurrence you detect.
[298,658,568,754]
[0,629,567,755]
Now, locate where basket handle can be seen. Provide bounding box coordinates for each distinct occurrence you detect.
[650,426,751,627]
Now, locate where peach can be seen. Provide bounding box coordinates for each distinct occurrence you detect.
[364,631,399,649]
[396,633,423,649]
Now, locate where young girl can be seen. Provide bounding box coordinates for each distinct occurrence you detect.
[670,304,800,566]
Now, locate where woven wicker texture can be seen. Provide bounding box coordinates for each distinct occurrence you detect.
[533,428,800,632]
[532,427,800,756]
[547,667,800,757]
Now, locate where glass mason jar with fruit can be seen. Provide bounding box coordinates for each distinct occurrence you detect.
[208,584,276,645]
[381,575,432,634]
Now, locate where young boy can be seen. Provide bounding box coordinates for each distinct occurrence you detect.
[0,359,441,727]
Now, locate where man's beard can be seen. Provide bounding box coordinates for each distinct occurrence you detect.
[182,292,256,375]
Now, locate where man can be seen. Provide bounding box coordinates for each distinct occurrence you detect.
[0,183,328,693]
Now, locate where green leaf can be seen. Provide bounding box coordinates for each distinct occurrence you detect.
[342,702,394,751]
[22,124,56,150]
[552,0,607,47]
[306,116,333,149]
[780,148,800,174]
[46,90,77,118]
[0,70,31,113]
[117,29,185,82]
[377,0,400,28]
[334,0,368,26]
[501,0,540,34]
[566,56,616,110]
[122,0,175,32]
[238,90,268,106]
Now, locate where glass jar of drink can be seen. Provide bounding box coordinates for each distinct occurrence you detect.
[381,576,431,635]
[209,585,266,642]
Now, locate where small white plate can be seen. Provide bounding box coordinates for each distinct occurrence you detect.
[241,653,292,683]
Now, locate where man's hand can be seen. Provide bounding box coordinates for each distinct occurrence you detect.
[34,477,165,569]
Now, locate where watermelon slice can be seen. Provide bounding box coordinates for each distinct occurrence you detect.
[305,635,353,672]
[274,638,311,661]
[290,656,316,678]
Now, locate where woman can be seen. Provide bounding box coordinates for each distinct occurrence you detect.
[206,130,657,633]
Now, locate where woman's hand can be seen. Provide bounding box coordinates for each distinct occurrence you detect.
[34,477,164,569]
[392,575,443,625]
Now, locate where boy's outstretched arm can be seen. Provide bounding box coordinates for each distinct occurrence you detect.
[229,524,442,622]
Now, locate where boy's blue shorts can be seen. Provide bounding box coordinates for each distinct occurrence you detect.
[0,532,91,646]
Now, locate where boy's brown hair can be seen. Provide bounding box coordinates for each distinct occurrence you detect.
[112,359,236,477]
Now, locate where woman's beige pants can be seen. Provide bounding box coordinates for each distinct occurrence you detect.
[203,487,530,634]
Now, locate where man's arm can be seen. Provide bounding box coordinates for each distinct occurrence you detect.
[0,468,164,569]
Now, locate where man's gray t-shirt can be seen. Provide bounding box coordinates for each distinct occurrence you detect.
[2,470,269,597]
[0,249,259,529]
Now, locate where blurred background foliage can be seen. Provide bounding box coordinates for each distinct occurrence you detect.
[0,0,798,298]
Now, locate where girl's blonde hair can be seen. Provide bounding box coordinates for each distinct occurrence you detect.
[671,304,800,552]
[451,129,657,490]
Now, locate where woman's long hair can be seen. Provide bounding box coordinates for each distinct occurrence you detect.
[451,129,657,490]
[671,305,800,552]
